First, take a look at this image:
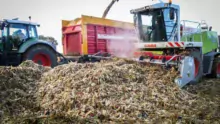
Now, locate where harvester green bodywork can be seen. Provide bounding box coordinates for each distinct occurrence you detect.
[141,31,219,55]
[181,31,219,54]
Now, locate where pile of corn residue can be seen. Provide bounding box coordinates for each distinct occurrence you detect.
[0,61,50,123]
[0,59,220,124]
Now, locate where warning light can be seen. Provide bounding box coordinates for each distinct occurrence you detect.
[169,0,172,4]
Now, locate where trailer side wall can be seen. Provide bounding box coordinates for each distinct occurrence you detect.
[62,15,137,56]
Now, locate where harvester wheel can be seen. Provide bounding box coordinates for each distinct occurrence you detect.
[211,56,220,78]
[23,45,57,67]
[189,50,203,84]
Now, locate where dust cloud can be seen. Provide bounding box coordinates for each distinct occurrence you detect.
[107,33,139,58]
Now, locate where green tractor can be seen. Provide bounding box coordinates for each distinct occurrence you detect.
[0,18,58,67]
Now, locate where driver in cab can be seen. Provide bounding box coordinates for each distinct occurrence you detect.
[12,29,26,41]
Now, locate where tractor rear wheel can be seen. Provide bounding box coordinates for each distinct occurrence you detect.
[23,45,57,67]
[211,56,220,78]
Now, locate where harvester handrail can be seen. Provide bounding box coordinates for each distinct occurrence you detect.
[180,20,204,42]
[181,20,201,24]
[181,20,202,32]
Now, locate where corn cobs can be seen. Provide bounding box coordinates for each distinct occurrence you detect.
[0,59,219,124]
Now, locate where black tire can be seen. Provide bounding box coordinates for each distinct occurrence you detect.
[210,56,220,78]
[189,50,203,84]
[23,44,57,67]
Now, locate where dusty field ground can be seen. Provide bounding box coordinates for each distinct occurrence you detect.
[0,59,219,124]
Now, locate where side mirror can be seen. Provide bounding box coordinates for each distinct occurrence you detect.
[0,23,3,30]
[209,26,212,31]
[0,22,5,30]
[170,9,175,20]
[133,14,137,26]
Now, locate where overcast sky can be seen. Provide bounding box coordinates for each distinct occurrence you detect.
[0,0,219,52]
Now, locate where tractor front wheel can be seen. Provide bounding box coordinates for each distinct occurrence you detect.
[23,45,57,67]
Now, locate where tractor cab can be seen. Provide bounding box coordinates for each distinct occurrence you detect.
[0,19,57,67]
[0,19,40,51]
[131,1,180,42]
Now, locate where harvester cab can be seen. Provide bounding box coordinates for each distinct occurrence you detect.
[130,1,220,88]
[0,18,58,67]
[131,1,180,42]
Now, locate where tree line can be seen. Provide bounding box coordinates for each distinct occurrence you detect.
[39,35,58,45]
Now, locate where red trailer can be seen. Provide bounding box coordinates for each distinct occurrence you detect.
[62,15,138,59]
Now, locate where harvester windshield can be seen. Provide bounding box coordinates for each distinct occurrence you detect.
[137,9,168,42]
[131,3,179,42]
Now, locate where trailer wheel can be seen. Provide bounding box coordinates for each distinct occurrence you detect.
[23,44,57,67]
[189,50,203,84]
[211,56,220,78]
